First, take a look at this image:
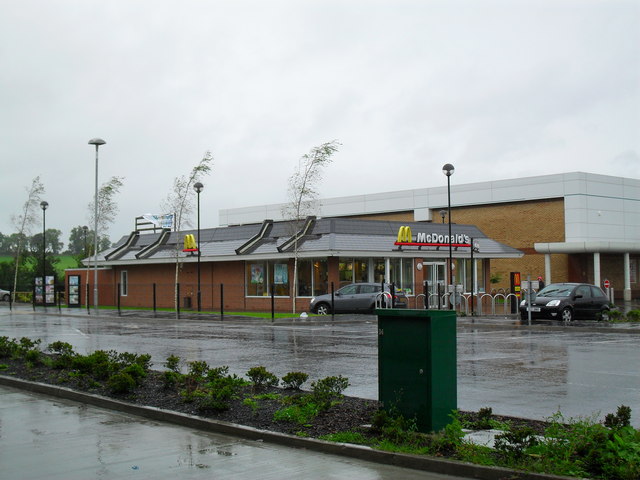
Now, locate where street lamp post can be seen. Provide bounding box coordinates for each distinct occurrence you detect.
[442,163,455,310]
[82,225,88,308]
[40,201,48,305]
[193,182,204,312]
[439,209,447,224]
[88,138,105,315]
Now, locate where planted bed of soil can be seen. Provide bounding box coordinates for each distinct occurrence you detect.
[0,355,549,438]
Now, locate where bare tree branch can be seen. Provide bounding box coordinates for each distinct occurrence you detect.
[10,176,45,300]
[282,141,339,313]
[161,151,213,316]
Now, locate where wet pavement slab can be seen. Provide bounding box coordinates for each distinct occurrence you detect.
[1,306,639,427]
[1,384,465,480]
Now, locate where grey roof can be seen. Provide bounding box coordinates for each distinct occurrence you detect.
[91,218,522,266]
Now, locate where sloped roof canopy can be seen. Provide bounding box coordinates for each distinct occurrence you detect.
[89,218,523,267]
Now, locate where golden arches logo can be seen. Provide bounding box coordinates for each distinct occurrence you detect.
[396,226,412,243]
[183,234,198,252]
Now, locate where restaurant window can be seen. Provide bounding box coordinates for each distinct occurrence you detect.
[373,258,385,283]
[354,260,368,283]
[246,261,290,297]
[120,270,128,296]
[297,259,328,296]
[390,258,414,295]
[338,260,353,287]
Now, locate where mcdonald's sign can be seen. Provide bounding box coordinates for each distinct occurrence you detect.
[394,225,472,248]
[397,225,412,243]
[183,234,198,252]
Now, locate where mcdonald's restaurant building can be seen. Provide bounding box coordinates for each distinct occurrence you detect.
[65,216,522,313]
[65,172,639,312]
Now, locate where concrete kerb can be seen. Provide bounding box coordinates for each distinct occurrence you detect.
[0,375,574,480]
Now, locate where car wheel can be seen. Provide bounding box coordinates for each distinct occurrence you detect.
[598,308,610,322]
[561,307,573,322]
[1,294,8,302]
[315,303,331,315]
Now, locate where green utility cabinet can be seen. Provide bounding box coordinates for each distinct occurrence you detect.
[377,309,457,432]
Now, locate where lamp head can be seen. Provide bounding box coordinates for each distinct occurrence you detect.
[193,182,204,193]
[40,201,49,211]
[88,138,106,146]
[442,163,455,177]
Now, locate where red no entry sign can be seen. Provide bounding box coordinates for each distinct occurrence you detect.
[603,279,610,288]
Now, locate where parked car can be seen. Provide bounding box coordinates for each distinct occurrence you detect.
[309,282,408,315]
[0,288,10,302]
[519,282,611,322]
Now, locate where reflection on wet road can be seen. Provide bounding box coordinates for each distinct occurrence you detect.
[1,308,638,425]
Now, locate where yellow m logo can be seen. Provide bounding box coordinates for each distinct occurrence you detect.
[183,234,198,251]
[396,226,412,243]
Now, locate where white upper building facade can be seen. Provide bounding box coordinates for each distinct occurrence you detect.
[221,172,639,245]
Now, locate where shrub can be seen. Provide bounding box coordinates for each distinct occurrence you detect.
[206,366,229,381]
[626,309,640,322]
[47,341,76,369]
[72,350,113,379]
[47,341,75,357]
[107,372,136,394]
[604,405,632,429]
[165,354,181,373]
[281,372,308,390]
[162,371,181,389]
[24,348,42,366]
[16,337,41,358]
[494,426,539,459]
[311,375,349,408]
[0,336,15,357]
[121,363,146,385]
[187,360,209,379]
[246,366,279,389]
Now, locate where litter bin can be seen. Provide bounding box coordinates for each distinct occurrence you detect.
[377,308,457,432]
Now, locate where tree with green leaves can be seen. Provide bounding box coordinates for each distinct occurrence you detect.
[10,177,45,300]
[30,229,63,255]
[282,141,339,314]
[161,151,213,315]
[88,176,124,250]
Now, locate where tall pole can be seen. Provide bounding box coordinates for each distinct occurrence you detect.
[88,138,106,315]
[40,201,48,305]
[83,225,88,309]
[442,163,455,310]
[194,182,204,312]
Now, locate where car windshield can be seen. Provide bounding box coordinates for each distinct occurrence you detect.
[537,284,574,297]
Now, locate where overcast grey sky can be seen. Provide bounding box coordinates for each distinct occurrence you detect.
[1,0,639,246]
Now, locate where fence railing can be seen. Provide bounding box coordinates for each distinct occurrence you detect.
[3,282,527,318]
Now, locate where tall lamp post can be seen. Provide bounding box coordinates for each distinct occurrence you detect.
[88,138,106,315]
[442,163,455,310]
[82,225,88,308]
[40,201,48,305]
[439,209,447,224]
[193,182,204,312]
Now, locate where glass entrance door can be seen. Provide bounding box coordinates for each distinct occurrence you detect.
[424,262,446,308]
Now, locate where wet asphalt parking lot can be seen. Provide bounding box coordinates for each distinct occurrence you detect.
[1,306,638,426]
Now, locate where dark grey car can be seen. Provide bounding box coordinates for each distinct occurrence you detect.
[309,282,408,315]
[519,282,611,322]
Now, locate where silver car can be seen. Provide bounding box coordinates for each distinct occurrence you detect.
[309,282,408,315]
[0,288,10,302]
